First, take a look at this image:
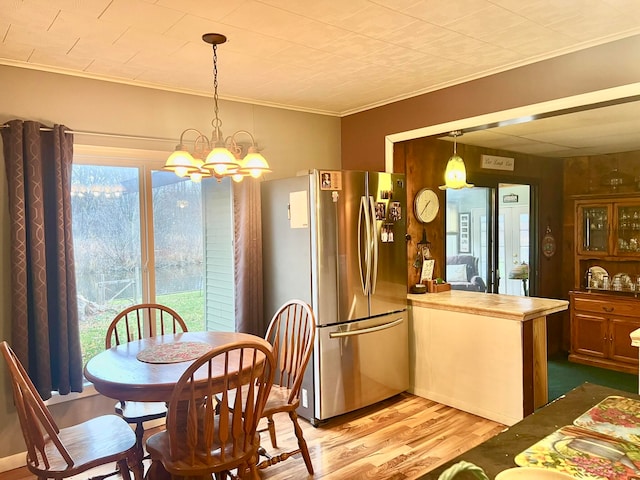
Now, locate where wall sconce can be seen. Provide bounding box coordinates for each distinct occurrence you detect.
[439,131,473,190]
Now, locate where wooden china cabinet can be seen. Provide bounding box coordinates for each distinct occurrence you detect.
[570,194,640,374]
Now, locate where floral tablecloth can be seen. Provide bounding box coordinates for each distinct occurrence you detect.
[515,396,640,479]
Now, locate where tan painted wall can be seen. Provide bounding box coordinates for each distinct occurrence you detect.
[0,64,340,464]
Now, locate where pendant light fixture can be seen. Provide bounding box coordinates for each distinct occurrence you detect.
[163,33,271,183]
[439,131,473,190]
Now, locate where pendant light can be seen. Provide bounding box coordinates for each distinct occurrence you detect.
[439,131,473,190]
[163,33,271,183]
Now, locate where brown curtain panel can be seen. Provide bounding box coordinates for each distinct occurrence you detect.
[1,120,83,400]
[233,179,264,335]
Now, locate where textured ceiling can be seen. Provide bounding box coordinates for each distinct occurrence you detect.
[440,99,640,158]
[2,0,640,156]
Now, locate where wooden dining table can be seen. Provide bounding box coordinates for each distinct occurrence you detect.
[84,330,271,479]
[84,331,270,401]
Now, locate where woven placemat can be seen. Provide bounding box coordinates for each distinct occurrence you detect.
[136,341,212,364]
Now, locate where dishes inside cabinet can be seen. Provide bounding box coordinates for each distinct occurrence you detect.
[612,272,632,291]
[587,266,608,289]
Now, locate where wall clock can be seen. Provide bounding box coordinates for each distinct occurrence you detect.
[414,188,439,223]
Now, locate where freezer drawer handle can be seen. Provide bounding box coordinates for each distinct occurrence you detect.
[329,317,404,338]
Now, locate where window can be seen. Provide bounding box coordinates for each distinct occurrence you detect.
[71,147,235,366]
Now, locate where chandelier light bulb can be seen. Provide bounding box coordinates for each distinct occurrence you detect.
[164,149,198,177]
[205,146,238,175]
[190,172,204,183]
[174,166,190,178]
[241,151,271,178]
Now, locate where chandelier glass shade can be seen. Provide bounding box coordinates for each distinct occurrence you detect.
[439,131,473,190]
[163,33,271,183]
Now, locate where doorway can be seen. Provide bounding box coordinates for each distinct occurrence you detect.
[445,182,532,295]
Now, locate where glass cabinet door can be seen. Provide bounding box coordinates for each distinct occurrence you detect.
[616,204,640,254]
[579,205,609,254]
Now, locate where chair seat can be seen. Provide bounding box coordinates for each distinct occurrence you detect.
[29,414,137,477]
[261,385,298,416]
[115,401,168,423]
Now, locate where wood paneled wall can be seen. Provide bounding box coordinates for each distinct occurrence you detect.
[397,136,566,353]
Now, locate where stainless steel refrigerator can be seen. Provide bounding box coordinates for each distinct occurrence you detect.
[261,169,409,425]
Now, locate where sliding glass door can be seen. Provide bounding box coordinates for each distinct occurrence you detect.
[71,150,236,366]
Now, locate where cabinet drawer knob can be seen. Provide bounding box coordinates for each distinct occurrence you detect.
[602,306,614,312]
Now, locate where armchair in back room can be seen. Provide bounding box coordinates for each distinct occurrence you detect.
[446,255,487,292]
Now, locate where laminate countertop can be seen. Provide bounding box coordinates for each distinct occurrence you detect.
[408,290,568,322]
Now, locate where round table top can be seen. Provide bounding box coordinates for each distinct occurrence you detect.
[84,331,270,402]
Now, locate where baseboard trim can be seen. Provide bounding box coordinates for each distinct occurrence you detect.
[0,452,26,473]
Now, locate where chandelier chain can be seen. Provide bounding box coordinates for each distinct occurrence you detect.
[212,43,222,131]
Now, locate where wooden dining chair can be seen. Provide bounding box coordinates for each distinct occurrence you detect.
[256,299,316,474]
[145,340,275,480]
[105,303,188,459]
[0,341,143,480]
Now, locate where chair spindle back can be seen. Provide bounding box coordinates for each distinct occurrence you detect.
[265,300,316,405]
[0,341,74,470]
[105,303,188,348]
[165,341,275,470]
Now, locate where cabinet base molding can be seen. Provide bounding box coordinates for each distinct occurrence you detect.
[568,352,638,375]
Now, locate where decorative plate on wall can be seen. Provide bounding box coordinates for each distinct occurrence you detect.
[542,225,556,258]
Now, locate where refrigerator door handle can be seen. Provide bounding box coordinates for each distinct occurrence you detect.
[368,195,378,294]
[328,317,404,338]
[358,195,370,294]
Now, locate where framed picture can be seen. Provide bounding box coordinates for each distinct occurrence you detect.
[420,258,435,283]
[459,213,470,253]
[389,201,402,221]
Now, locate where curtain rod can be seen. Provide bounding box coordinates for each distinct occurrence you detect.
[0,123,177,144]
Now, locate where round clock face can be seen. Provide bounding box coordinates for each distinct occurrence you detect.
[414,188,439,223]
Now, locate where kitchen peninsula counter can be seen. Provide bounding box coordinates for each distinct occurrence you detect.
[407,291,568,426]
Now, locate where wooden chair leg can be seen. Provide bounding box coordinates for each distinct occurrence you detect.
[266,415,277,448]
[117,460,131,480]
[146,459,171,480]
[128,456,144,480]
[290,410,314,474]
[134,421,146,459]
[247,461,260,480]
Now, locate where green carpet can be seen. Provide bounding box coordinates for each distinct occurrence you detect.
[547,353,638,401]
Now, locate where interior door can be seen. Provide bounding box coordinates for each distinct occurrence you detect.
[500,204,530,295]
[446,182,532,295]
[445,186,494,292]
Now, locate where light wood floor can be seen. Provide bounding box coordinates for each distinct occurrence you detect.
[0,393,505,480]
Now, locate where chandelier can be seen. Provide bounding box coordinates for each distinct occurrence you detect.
[439,131,473,190]
[163,33,271,183]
